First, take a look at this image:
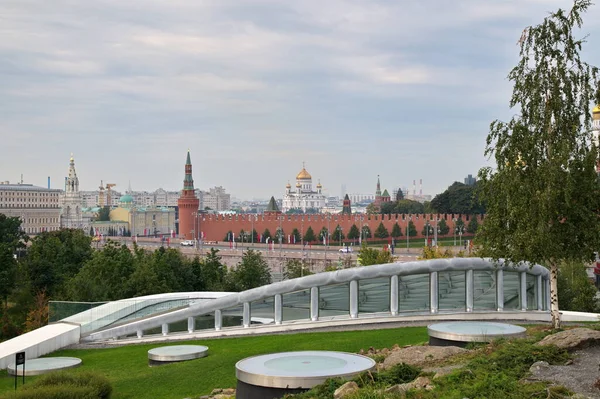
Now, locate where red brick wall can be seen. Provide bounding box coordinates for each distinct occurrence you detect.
[198,213,482,243]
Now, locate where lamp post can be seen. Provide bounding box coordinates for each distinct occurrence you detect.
[251,214,254,246]
[456,225,465,248]
[337,225,342,247]
[406,216,412,252]
[325,215,331,261]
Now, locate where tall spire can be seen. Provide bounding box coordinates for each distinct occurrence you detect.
[66,153,79,194]
[183,150,195,191]
[375,175,381,196]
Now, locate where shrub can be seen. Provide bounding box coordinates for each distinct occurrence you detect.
[1,371,112,399]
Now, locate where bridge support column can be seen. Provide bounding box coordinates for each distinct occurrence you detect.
[275,294,283,325]
[187,317,194,333]
[136,330,143,339]
[350,280,358,319]
[310,287,319,321]
[536,275,543,311]
[429,272,438,314]
[390,275,398,316]
[161,323,169,336]
[496,269,504,311]
[243,302,251,327]
[466,269,473,312]
[215,309,222,331]
[520,271,527,311]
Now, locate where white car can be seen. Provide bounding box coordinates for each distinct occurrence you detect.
[180,240,194,247]
[339,247,353,253]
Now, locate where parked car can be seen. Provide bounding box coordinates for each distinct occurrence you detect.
[339,246,353,253]
[180,240,194,247]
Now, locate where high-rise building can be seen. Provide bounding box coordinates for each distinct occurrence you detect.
[199,186,231,211]
[464,174,477,186]
[177,150,200,240]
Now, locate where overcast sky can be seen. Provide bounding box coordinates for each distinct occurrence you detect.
[1,0,599,200]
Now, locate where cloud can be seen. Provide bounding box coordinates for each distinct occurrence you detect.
[1,0,599,197]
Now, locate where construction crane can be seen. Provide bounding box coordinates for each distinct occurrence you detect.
[98,180,105,207]
[106,184,116,207]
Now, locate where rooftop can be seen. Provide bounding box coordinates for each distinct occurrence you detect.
[0,184,61,192]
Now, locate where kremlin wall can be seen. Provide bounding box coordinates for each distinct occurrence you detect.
[197,213,482,243]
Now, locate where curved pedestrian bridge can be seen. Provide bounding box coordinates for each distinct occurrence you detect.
[5,257,597,369]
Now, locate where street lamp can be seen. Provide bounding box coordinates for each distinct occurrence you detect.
[406,216,412,252]
[337,225,342,247]
[456,225,465,248]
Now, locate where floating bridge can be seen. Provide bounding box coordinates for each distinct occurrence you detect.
[2,257,596,369]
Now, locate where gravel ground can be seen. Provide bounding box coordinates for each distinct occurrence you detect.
[529,345,600,398]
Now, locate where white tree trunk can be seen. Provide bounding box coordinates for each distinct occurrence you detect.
[550,262,561,329]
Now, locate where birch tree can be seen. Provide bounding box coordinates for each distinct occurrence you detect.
[478,0,600,328]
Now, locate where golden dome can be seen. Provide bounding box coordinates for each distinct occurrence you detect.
[296,167,312,180]
[316,180,322,188]
[593,104,600,114]
[286,182,291,189]
[296,182,301,188]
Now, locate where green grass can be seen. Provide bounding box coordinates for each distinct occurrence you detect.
[0,327,428,399]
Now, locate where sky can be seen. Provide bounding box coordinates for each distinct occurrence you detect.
[1,0,599,200]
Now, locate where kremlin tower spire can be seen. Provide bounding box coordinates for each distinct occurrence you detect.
[375,175,381,197]
[178,150,200,240]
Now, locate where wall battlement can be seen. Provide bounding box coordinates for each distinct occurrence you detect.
[198,213,483,242]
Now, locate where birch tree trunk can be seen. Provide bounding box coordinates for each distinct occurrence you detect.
[550,262,561,329]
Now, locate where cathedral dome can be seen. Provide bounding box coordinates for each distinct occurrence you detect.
[316,181,322,189]
[120,194,133,204]
[286,182,291,189]
[296,182,301,188]
[296,167,312,180]
[594,104,600,114]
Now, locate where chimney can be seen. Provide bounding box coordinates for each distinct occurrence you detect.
[48,176,50,189]
[413,180,416,195]
[419,179,422,196]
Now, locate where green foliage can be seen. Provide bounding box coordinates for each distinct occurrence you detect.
[466,216,479,234]
[283,259,313,280]
[226,249,271,291]
[374,222,389,239]
[477,0,600,326]
[366,362,421,387]
[262,228,272,242]
[407,221,417,237]
[25,229,93,299]
[68,240,136,301]
[348,224,360,240]
[199,248,227,291]
[96,207,110,222]
[380,200,425,215]
[557,260,599,312]
[419,246,454,260]
[438,219,450,235]
[291,228,301,243]
[421,223,434,237]
[0,215,27,309]
[430,182,485,214]
[303,226,317,243]
[6,371,112,399]
[274,227,285,243]
[391,222,403,238]
[332,225,345,241]
[358,244,394,266]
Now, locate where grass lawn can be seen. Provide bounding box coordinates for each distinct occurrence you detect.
[0,327,428,399]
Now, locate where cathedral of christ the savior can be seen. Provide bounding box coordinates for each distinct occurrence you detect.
[281,164,327,213]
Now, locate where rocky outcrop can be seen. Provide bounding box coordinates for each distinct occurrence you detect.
[537,328,600,351]
[384,376,434,395]
[333,381,359,399]
[382,345,467,368]
[196,388,236,399]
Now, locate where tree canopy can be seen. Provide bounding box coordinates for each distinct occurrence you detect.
[477,0,600,328]
[430,182,485,214]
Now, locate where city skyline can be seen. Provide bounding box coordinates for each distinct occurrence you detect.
[1,1,599,198]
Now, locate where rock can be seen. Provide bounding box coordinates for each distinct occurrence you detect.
[423,364,464,380]
[537,328,600,351]
[221,389,235,395]
[392,344,400,350]
[383,345,467,368]
[210,389,222,395]
[381,348,390,356]
[333,381,359,399]
[384,377,433,395]
[212,395,233,399]
[529,361,550,373]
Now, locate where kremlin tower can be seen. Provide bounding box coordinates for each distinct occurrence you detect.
[178,150,200,240]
